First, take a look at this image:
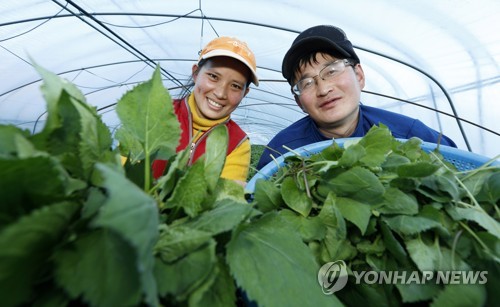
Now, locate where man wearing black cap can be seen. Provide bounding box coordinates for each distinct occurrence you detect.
[256,25,456,169]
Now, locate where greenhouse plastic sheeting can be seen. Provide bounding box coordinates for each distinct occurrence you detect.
[1,0,499,158]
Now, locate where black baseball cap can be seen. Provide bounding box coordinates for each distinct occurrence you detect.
[282,25,360,84]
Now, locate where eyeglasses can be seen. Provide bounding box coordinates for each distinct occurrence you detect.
[292,59,354,96]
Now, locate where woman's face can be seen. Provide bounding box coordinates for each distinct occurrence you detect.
[192,57,250,120]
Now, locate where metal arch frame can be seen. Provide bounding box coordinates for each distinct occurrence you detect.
[1,10,488,150]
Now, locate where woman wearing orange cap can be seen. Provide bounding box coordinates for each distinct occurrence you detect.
[151,37,259,186]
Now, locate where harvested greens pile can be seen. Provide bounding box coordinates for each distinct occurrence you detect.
[252,125,500,306]
[0,65,339,307]
[0,64,498,307]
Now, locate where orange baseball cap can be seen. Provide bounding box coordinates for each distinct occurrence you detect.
[198,36,259,86]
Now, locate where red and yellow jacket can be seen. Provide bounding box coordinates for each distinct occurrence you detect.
[151,94,250,181]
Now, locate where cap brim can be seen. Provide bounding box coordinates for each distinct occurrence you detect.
[282,37,351,82]
[201,49,259,86]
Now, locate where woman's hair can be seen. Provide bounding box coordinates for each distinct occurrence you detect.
[177,59,207,98]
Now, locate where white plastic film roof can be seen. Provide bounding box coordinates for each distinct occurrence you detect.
[1,0,499,158]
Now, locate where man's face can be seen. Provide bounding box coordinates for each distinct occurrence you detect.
[293,53,365,131]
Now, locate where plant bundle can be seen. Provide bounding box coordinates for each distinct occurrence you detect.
[0,64,340,307]
[252,125,500,306]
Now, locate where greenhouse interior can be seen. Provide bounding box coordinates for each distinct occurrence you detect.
[1,1,499,307]
[2,0,499,158]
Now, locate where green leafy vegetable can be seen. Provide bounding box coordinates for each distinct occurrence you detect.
[116,65,180,191]
[252,124,500,305]
[2,63,498,307]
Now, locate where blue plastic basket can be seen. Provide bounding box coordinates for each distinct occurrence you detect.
[246,138,500,193]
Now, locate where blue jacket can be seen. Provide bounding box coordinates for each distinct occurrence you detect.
[256,104,457,169]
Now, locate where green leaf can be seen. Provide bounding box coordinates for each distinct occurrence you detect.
[376,187,419,215]
[166,159,208,217]
[227,212,342,307]
[405,236,442,271]
[396,137,424,161]
[279,209,326,241]
[472,232,500,262]
[157,148,190,200]
[91,163,159,306]
[281,177,313,217]
[183,198,252,235]
[338,143,366,167]
[431,284,486,307]
[211,178,247,203]
[117,127,145,163]
[35,61,86,104]
[54,229,142,307]
[75,99,114,179]
[322,228,358,262]
[356,236,385,255]
[419,170,460,202]
[419,205,452,237]
[204,125,228,192]
[188,257,236,307]
[336,282,392,307]
[318,193,346,234]
[0,157,78,223]
[200,178,249,210]
[445,205,500,239]
[32,61,86,135]
[81,187,107,220]
[379,220,410,265]
[116,65,180,161]
[460,169,494,198]
[154,239,216,300]
[0,125,35,158]
[382,153,411,171]
[442,247,472,271]
[358,124,394,167]
[476,171,500,203]
[383,215,446,236]
[252,179,284,212]
[32,64,113,179]
[389,177,420,193]
[397,162,441,178]
[155,226,212,263]
[327,166,385,203]
[319,141,344,161]
[336,197,372,235]
[0,202,80,307]
[395,282,441,303]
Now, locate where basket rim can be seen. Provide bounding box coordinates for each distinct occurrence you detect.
[245,138,500,194]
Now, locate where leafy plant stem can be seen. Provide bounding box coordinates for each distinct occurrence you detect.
[433,233,445,269]
[301,160,311,198]
[144,151,151,192]
[458,221,490,253]
[459,154,500,181]
[456,201,476,209]
[451,229,463,270]
[273,167,292,184]
[308,160,339,173]
[282,145,303,157]
[460,165,499,181]
[429,151,483,210]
